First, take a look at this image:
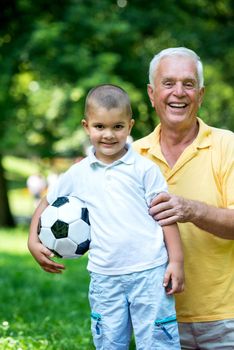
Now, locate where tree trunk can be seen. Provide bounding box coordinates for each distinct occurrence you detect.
[0,154,15,227]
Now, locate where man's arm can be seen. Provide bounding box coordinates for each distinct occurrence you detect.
[28,196,65,273]
[150,192,234,240]
[162,223,184,295]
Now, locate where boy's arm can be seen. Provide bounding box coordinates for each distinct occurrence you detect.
[28,196,65,274]
[163,223,184,295]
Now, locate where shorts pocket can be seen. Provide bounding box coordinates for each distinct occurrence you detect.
[153,315,181,349]
[91,312,103,348]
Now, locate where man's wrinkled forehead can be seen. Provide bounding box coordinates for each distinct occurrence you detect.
[156,55,199,81]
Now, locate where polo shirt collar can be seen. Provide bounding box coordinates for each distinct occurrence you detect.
[88,143,135,166]
[193,118,212,149]
[140,117,212,159]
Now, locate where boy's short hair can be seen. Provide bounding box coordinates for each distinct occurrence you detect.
[85,84,132,118]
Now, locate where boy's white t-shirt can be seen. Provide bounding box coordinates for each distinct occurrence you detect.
[47,145,168,275]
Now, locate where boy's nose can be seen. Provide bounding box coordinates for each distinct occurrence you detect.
[103,129,114,138]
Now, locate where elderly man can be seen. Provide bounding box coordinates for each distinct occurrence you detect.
[133,47,234,350]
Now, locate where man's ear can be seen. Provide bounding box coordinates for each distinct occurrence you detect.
[147,84,155,108]
[128,119,135,134]
[198,87,205,107]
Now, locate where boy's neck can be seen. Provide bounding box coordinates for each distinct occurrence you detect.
[94,145,128,164]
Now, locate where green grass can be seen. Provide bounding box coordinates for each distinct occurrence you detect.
[0,228,136,349]
[0,227,94,350]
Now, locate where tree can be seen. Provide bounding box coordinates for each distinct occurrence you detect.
[0,0,233,226]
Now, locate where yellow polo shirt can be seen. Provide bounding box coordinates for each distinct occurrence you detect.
[133,118,234,322]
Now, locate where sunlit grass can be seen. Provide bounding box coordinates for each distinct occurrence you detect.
[0,226,28,254]
[3,156,40,180]
[0,228,136,349]
[8,188,35,218]
[0,227,94,350]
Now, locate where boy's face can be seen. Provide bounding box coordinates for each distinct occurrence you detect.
[82,104,134,164]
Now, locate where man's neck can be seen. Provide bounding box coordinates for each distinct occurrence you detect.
[160,120,199,167]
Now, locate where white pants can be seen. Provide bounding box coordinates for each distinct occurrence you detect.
[89,264,181,350]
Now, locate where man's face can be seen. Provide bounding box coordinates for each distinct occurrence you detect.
[148,55,204,130]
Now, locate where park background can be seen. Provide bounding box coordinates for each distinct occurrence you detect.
[0,0,233,349]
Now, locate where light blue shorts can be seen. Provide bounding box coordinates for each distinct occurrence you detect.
[88,264,181,350]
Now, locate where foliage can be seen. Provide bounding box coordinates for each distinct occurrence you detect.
[1,0,233,157]
[0,0,233,225]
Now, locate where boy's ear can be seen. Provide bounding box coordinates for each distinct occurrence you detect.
[82,119,88,128]
[82,119,89,134]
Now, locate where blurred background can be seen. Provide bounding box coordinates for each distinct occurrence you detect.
[0,1,233,348]
[0,0,233,226]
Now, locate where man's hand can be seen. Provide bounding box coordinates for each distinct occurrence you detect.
[149,192,192,226]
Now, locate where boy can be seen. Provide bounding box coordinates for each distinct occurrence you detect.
[28,84,184,350]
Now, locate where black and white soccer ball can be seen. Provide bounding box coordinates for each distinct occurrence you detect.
[38,196,90,259]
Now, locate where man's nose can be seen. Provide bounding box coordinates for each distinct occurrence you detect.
[173,82,185,96]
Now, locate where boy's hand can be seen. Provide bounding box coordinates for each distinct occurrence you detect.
[29,241,65,274]
[163,262,184,295]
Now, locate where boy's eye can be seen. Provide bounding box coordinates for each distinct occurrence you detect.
[94,124,104,129]
[114,124,124,129]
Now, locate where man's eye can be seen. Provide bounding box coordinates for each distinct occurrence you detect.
[184,81,196,89]
[185,83,193,88]
[163,81,173,88]
[95,125,104,129]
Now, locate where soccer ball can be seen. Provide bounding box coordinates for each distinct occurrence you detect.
[38,196,91,259]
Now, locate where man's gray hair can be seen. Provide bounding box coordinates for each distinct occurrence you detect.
[149,47,204,88]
